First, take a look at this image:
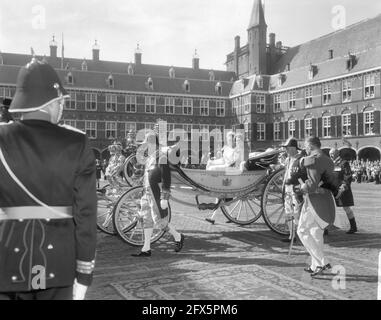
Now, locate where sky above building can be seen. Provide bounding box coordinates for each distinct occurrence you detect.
[0,0,380,71]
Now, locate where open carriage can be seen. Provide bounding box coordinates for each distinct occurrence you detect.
[97,148,288,246]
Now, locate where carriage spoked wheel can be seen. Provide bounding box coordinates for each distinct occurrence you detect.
[220,192,263,226]
[113,186,172,246]
[96,184,119,235]
[261,168,289,236]
[123,154,145,187]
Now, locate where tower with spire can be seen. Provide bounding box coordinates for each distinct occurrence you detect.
[247,0,267,75]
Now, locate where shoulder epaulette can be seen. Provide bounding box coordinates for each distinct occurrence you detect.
[59,124,85,135]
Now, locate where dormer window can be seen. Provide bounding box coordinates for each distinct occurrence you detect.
[329,49,334,60]
[127,63,134,75]
[169,67,175,79]
[278,74,284,86]
[286,63,290,72]
[81,59,88,71]
[347,53,357,70]
[209,70,215,81]
[147,77,154,90]
[184,80,190,93]
[107,75,114,88]
[215,82,222,95]
[257,76,263,89]
[67,72,74,85]
[308,64,316,80]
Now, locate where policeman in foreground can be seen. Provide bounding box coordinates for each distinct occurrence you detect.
[297,137,336,277]
[0,58,97,300]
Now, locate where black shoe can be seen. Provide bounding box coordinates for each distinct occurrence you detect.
[311,263,331,277]
[205,218,215,225]
[347,218,358,234]
[304,266,314,273]
[131,250,151,257]
[175,234,185,252]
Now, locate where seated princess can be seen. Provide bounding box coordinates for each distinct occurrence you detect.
[206,131,244,171]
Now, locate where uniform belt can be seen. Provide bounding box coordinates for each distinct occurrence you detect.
[0,206,73,220]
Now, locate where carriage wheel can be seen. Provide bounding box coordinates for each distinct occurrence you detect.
[261,168,289,236]
[113,186,172,246]
[123,154,145,187]
[97,184,117,235]
[220,192,262,225]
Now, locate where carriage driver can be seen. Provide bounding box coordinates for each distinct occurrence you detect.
[104,141,126,192]
[131,123,184,257]
[280,138,306,243]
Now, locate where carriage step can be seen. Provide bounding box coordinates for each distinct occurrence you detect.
[198,203,219,211]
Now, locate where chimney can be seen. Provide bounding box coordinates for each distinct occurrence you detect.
[192,49,199,70]
[49,35,58,59]
[276,41,283,54]
[234,36,240,76]
[269,33,276,48]
[92,40,100,62]
[135,43,142,65]
[235,35,240,50]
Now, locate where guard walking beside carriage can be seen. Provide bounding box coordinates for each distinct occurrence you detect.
[0,58,97,300]
[329,148,358,234]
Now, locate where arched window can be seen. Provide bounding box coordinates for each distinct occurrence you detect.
[363,107,375,136]
[304,115,313,137]
[288,118,296,138]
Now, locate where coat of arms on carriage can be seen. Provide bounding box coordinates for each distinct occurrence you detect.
[222,178,232,187]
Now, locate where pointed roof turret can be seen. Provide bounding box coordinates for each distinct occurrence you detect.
[248,0,266,29]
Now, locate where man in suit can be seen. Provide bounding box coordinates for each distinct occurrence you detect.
[297,137,336,277]
[0,58,97,300]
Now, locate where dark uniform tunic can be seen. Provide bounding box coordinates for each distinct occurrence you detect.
[333,157,354,207]
[0,120,97,293]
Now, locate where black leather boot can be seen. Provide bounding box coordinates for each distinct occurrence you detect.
[347,218,358,234]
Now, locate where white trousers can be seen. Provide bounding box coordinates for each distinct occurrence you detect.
[297,200,327,270]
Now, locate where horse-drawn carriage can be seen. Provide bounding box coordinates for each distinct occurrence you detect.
[97,147,288,246]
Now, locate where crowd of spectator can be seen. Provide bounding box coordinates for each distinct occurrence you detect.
[350,160,381,184]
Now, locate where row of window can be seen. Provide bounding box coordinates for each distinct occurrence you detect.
[64,93,226,117]
[64,120,225,141]
[232,94,266,114]
[279,111,376,141]
[274,74,377,112]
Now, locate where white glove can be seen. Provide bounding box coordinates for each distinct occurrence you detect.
[73,279,88,300]
[160,199,168,210]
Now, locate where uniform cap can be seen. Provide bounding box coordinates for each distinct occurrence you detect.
[9,58,69,113]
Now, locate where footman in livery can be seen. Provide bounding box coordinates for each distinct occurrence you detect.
[0,57,97,300]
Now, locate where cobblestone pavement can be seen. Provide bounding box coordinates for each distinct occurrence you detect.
[88,183,381,300]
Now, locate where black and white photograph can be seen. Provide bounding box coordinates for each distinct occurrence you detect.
[0,0,381,306]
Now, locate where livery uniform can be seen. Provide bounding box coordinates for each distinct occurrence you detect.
[140,147,171,230]
[283,153,306,238]
[105,145,126,190]
[297,148,336,273]
[0,58,97,299]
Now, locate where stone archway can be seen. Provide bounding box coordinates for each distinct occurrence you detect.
[339,148,357,161]
[358,147,381,161]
